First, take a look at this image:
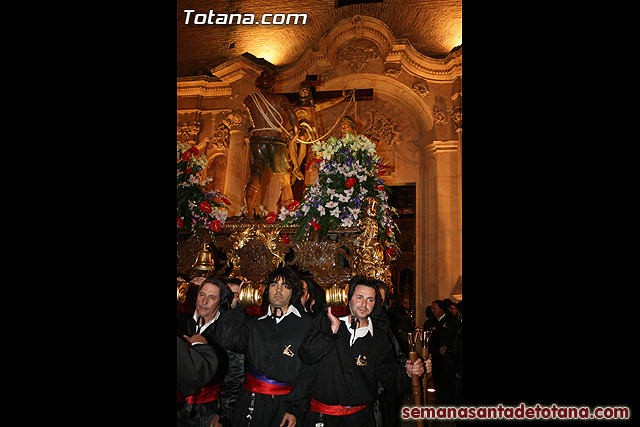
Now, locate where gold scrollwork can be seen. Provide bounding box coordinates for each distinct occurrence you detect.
[353,197,391,285]
[177,280,191,303]
[227,224,286,278]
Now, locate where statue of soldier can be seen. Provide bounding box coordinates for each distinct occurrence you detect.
[242,69,300,218]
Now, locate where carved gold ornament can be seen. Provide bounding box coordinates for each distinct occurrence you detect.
[227,224,285,278]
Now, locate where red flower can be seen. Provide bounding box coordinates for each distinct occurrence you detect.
[286,200,300,211]
[345,177,357,188]
[181,146,199,162]
[221,196,231,206]
[210,219,222,232]
[306,158,322,169]
[266,212,277,223]
[281,233,290,244]
[198,201,212,213]
[177,216,183,228]
[310,220,321,231]
[377,185,385,190]
[185,167,192,174]
[385,248,396,258]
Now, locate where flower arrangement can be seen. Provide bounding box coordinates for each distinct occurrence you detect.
[177,142,231,238]
[279,132,400,260]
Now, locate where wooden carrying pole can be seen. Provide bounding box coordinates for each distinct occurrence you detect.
[420,329,433,406]
[408,333,424,427]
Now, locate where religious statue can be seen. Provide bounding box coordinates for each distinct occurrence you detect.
[338,115,358,138]
[292,83,351,186]
[242,69,300,218]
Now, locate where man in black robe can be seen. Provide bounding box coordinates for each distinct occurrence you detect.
[177,336,218,394]
[213,266,314,427]
[298,276,425,427]
[177,277,244,427]
[428,299,458,405]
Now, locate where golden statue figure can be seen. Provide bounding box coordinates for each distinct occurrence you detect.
[292,84,351,186]
[242,69,300,217]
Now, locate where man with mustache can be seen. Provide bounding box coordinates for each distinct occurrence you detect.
[213,266,314,427]
[177,277,242,427]
[298,276,426,427]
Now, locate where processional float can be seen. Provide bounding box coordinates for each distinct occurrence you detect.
[177,197,433,414]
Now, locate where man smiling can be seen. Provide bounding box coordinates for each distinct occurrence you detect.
[298,276,425,427]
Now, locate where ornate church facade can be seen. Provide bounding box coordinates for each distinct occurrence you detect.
[177,11,461,327]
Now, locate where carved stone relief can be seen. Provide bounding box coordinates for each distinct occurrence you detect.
[433,107,448,125]
[384,65,402,79]
[337,39,380,73]
[411,80,430,98]
[208,124,230,149]
[177,120,202,145]
[359,107,401,173]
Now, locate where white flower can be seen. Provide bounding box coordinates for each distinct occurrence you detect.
[330,207,340,218]
[341,217,353,227]
[318,205,326,216]
[301,204,310,214]
[326,200,338,209]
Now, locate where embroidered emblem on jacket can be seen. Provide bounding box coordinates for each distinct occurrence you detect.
[283,344,294,357]
[356,355,367,366]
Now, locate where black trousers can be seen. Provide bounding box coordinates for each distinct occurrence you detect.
[232,387,290,427]
[302,406,374,427]
[177,400,220,427]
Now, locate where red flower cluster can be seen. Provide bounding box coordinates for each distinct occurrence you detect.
[345,177,357,188]
[266,212,277,224]
[198,201,212,213]
[286,200,300,211]
[210,219,222,232]
[181,146,199,162]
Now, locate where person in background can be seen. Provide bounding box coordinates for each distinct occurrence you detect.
[298,272,326,318]
[453,300,462,405]
[428,300,457,405]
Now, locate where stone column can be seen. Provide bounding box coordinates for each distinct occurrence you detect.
[451,78,462,284]
[425,141,461,303]
[222,108,249,217]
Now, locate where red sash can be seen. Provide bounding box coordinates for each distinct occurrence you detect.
[177,382,222,404]
[309,398,367,415]
[242,371,294,395]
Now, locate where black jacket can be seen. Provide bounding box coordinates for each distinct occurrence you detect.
[298,309,411,407]
[212,304,315,421]
[176,283,245,426]
[177,337,219,396]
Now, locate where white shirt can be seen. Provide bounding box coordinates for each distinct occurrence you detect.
[339,315,373,346]
[258,305,301,324]
[193,309,220,334]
